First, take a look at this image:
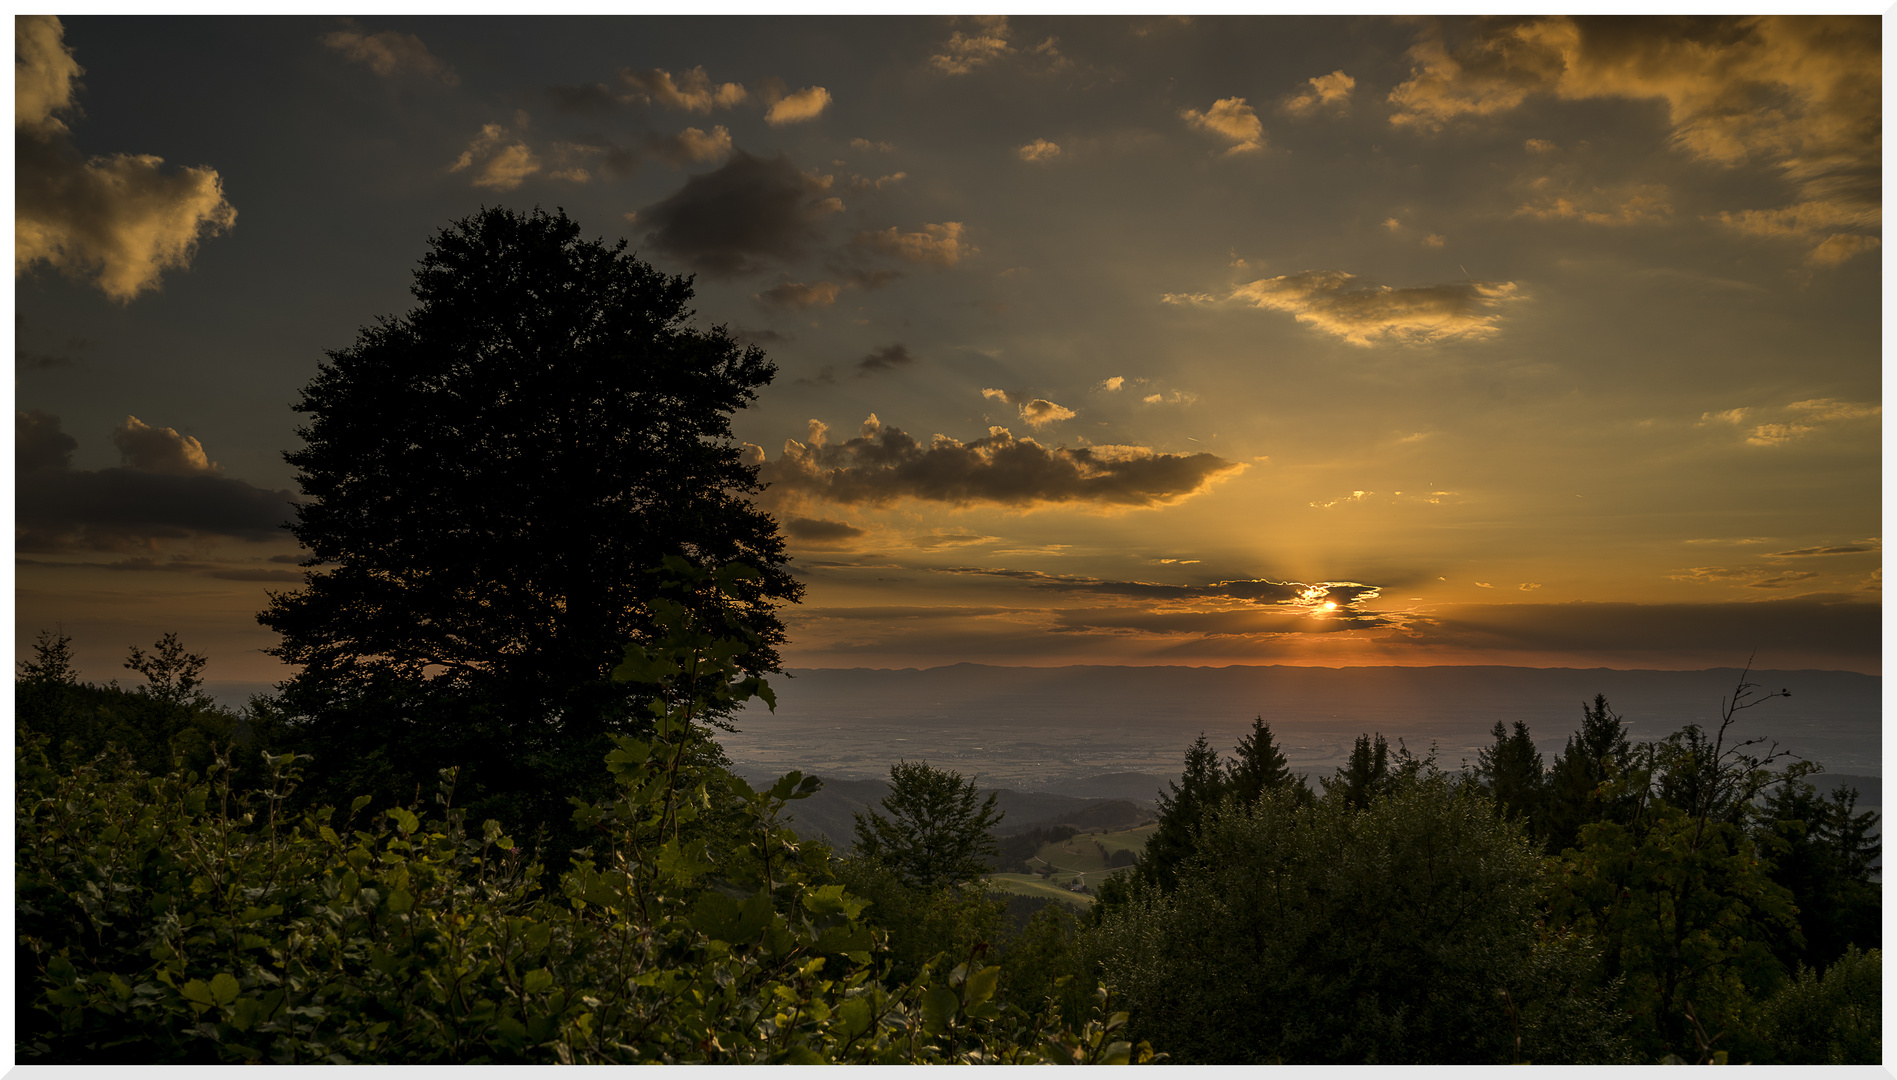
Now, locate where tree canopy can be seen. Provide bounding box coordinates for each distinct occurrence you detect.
[258,206,799,820]
[851,760,1003,891]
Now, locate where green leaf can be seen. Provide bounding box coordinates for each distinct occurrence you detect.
[921,984,960,1035]
[524,968,553,994]
[962,964,1000,1008]
[180,979,216,1008]
[386,807,419,835]
[47,955,77,987]
[209,972,240,1007]
[839,996,873,1039]
[350,794,373,815]
[386,889,414,914]
[768,771,805,801]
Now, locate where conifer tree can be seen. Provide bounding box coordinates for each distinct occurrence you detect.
[1140,733,1226,891]
[1477,719,1545,826]
[1543,694,1633,852]
[1226,716,1306,805]
[1322,732,1390,810]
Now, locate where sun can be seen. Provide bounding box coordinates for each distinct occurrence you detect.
[1321,601,1339,611]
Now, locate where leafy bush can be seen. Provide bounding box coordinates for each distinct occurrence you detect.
[1751,946,1880,1064]
[1082,774,1632,1064]
[16,570,1157,1065]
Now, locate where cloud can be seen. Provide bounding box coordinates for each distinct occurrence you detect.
[1169,270,1523,345]
[320,21,458,84]
[651,125,733,166]
[1524,138,1558,153]
[17,408,78,471]
[1017,399,1075,428]
[856,344,917,374]
[784,517,866,545]
[1018,138,1062,163]
[937,565,1382,609]
[843,171,907,195]
[854,221,974,267]
[1140,390,1198,407]
[16,410,296,553]
[1788,397,1880,423]
[764,85,832,125]
[448,123,542,190]
[619,66,748,112]
[851,137,896,153]
[1709,397,1880,447]
[1388,16,1880,267]
[756,280,839,310]
[635,150,842,277]
[15,17,237,303]
[1282,70,1355,116]
[931,15,1012,75]
[758,414,1245,509]
[1768,543,1879,557]
[1515,179,1673,226]
[112,416,217,476]
[1098,376,1125,392]
[1181,97,1264,155]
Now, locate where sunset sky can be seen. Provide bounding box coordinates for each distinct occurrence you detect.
[13,15,1883,684]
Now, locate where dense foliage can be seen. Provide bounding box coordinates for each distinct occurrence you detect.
[1088,773,1631,1064]
[258,207,800,837]
[16,581,1154,1065]
[851,760,1004,892]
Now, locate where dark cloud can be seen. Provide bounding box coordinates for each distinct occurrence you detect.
[757,280,839,310]
[15,555,303,581]
[784,517,866,544]
[791,365,839,388]
[856,343,916,374]
[634,150,841,276]
[935,566,1385,612]
[1769,544,1878,557]
[18,408,78,472]
[844,267,904,290]
[17,346,77,370]
[1397,599,1880,666]
[16,410,296,553]
[760,415,1245,508]
[734,327,790,347]
[546,82,621,113]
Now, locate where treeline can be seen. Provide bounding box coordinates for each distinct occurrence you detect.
[15,602,1157,1065]
[1073,698,1881,1064]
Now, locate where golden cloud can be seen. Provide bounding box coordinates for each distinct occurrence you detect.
[15,17,238,303]
[619,66,748,112]
[1282,70,1355,116]
[1019,138,1062,163]
[765,85,832,126]
[1170,270,1523,346]
[1018,399,1076,428]
[1388,16,1880,267]
[1515,180,1673,226]
[1182,96,1264,155]
[321,22,458,84]
[449,123,542,190]
[931,15,1011,76]
[855,221,974,267]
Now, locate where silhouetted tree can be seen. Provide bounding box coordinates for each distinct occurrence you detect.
[1757,773,1881,970]
[1322,732,1391,811]
[1542,694,1633,852]
[258,206,799,828]
[1226,716,1307,805]
[1477,719,1544,825]
[1139,733,1226,891]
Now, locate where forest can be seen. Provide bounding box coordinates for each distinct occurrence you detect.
[15,209,1881,1065]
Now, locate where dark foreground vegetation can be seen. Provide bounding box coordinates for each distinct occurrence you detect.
[15,209,1880,1064]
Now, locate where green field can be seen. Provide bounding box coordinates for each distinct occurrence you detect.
[988,822,1157,896]
[986,873,1094,908]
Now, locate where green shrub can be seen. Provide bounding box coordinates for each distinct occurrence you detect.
[1752,946,1880,1064]
[16,572,1157,1065]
